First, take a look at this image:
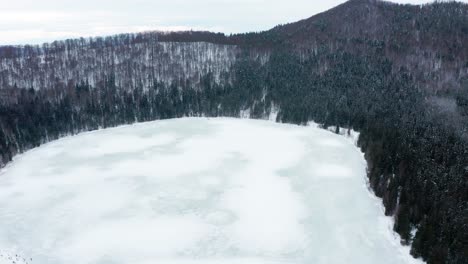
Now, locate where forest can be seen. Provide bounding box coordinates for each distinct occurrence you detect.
[0,0,467,263]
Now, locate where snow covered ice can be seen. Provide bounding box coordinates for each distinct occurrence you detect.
[0,118,423,264]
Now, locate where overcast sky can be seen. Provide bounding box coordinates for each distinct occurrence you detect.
[0,0,465,45]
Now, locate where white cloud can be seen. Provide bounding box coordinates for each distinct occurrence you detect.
[0,11,73,24]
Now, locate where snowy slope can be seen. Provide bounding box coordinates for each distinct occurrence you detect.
[0,42,238,90]
[0,118,424,264]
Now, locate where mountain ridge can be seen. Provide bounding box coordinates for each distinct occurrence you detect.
[2,0,467,93]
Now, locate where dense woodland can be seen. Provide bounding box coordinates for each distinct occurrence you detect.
[0,0,467,263]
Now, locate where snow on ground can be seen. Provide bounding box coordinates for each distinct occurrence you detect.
[0,118,423,264]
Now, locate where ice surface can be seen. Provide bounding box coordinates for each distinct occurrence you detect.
[0,118,424,264]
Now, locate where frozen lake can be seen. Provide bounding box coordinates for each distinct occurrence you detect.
[0,118,422,264]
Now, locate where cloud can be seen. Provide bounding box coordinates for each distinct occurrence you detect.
[0,11,73,24]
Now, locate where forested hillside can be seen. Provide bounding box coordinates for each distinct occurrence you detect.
[0,38,239,91]
[0,0,467,263]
